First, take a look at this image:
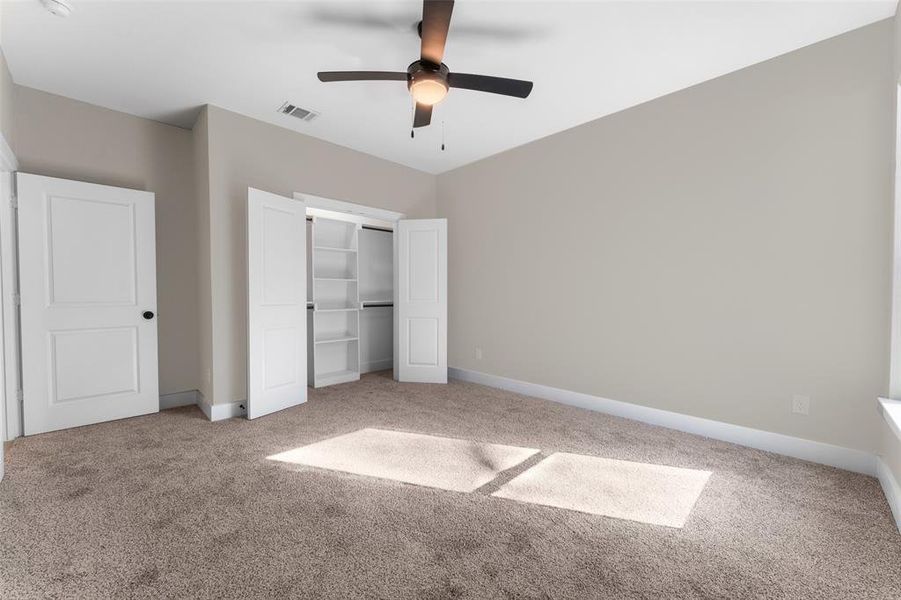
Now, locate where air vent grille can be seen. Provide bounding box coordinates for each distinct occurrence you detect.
[278,102,319,122]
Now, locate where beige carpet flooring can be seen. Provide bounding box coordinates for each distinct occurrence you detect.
[1,371,899,599]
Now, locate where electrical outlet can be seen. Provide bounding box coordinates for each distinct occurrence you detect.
[792,394,810,415]
[475,347,483,360]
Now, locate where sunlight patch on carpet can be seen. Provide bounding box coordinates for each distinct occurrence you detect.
[492,452,711,527]
[267,428,540,493]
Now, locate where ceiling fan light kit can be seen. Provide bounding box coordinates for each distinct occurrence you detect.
[317,0,533,130]
[408,61,449,106]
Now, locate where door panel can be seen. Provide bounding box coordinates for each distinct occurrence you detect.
[263,326,300,389]
[51,327,138,402]
[262,207,302,304]
[408,318,439,366]
[408,229,439,302]
[395,219,447,383]
[247,188,307,419]
[48,195,137,304]
[18,173,159,435]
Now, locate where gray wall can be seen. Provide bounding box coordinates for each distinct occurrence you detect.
[437,20,894,453]
[202,105,437,405]
[14,87,201,397]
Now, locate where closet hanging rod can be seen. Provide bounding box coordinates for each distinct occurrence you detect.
[305,216,394,233]
[362,302,393,308]
[362,224,394,233]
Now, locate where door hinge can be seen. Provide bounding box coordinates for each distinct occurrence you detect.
[16,389,23,404]
[10,195,17,210]
[12,293,20,306]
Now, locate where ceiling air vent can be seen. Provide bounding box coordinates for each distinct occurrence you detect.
[278,102,319,122]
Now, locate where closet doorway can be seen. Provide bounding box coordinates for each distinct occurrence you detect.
[297,193,448,387]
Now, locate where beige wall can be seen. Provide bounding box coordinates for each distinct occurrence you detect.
[14,87,201,396]
[0,49,13,152]
[437,20,894,453]
[204,105,437,404]
[891,9,901,402]
[896,5,901,82]
[193,107,214,402]
[884,8,901,485]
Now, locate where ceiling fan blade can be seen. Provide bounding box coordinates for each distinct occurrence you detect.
[413,103,433,128]
[447,72,533,98]
[420,0,454,65]
[317,71,408,82]
[307,8,410,33]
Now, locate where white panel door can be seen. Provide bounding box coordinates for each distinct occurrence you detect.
[247,188,307,419]
[18,173,159,435]
[395,219,447,383]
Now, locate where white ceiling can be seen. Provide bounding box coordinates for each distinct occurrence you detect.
[2,1,896,174]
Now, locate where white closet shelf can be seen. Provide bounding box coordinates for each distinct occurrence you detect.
[316,369,360,387]
[311,215,366,388]
[315,304,359,312]
[315,333,359,345]
[315,246,357,253]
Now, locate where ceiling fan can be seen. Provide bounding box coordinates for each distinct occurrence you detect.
[316,0,533,130]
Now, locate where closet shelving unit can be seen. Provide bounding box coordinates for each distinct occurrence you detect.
[301,193,400,388]
[310,217,362,387]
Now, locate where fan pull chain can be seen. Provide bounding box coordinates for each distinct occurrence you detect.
[441,121,446,151]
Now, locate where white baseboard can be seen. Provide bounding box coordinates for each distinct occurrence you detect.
[361,359,393,374]
[449,367,876,476]
[197,397,212,420]
[159,390,200,410]
[196,391,246,422]
[163,389,246,422]
[877,458,901,533]
[209,400,246,421]
[6,389,243,439]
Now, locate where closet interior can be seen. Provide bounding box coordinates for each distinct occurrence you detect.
[306,212,395,388]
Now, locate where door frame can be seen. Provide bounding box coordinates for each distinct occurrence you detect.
[0,131,18,444]
[293,192,405,384]
[294,192,405,227]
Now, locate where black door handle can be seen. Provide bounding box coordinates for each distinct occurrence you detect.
[142,311,155,320]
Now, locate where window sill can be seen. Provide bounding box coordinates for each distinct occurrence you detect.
[879,397,901,442]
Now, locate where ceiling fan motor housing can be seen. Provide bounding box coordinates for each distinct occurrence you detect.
[407,61,449,88]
